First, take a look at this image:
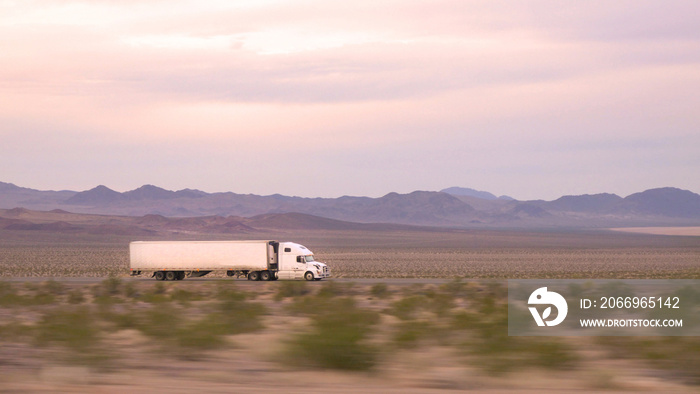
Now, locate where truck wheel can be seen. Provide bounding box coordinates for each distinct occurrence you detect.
[248,271,260,281]
[260,271,271,281]
[176,271,185,280]
[154,271,165,281]
[165,271,177,281]
[304,272,315,281]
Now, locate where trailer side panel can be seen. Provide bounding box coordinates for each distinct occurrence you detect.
[130,241,270,271]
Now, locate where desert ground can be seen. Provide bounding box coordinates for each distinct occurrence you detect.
[610,226,700,236]
[0,227,699,392]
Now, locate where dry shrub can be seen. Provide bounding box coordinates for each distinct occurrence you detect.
[370,282,390,299]
[34,307,99,351]
[286,297,380,371]
[453,284,578,374]
[597,336,700,385]
[274,281,310,300]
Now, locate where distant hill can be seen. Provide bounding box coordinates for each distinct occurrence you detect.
[66,185,123,204]
[623,187,700,217]
[0,182,23,192]
[547,193,623,212]
[529,188,700,219]
[0,182,75,211]
[0,208,420,236]
[1,181,699,228]
[441,187,514,200]
[123,185,179,200]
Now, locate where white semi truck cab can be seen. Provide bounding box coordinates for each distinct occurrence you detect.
[130,240,330,281]
[273,242,330,280]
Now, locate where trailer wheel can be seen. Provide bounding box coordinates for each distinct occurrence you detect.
[176,271,185,280]
[154,271,165,281]
[304,271,315,281]
[248,271,260,281]
[165,271,177,281]
[260,271,271,281]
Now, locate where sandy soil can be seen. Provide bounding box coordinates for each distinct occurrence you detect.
[0,280,698,393]
[610,226,700,236]
[0,228,698,392]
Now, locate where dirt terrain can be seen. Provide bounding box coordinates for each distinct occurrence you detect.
[1,226,699,279]
[0,279,698,393]
[611,226,700,236]
[0,227,698,392]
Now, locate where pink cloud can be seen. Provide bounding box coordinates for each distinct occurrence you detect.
[1,1,698,199]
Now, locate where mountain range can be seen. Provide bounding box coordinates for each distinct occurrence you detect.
[1,181,699,229]
[0,207,420,237]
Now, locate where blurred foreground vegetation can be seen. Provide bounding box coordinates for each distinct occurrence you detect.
[0,278,698,388]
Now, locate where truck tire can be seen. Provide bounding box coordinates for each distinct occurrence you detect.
[154,271,165,281]
[304,271,315,281]
[176,271,185,280]
[248,271,260,281]
[165,271,177,281]
[260,271,271,281]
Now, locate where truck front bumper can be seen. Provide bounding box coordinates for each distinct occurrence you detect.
[317,266,331,278]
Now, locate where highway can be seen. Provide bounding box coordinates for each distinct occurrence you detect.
[2,277,462,286]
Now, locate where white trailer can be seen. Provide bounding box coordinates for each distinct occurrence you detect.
[129,240,330,281]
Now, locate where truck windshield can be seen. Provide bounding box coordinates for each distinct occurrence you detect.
[305,255,315,262]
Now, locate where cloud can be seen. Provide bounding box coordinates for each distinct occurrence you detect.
[0,1,698,199]
[4,1,699,106]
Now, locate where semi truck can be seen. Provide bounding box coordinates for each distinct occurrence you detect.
[129,240,330,281]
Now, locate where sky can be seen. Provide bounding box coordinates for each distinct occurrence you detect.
[1,0,699,200]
